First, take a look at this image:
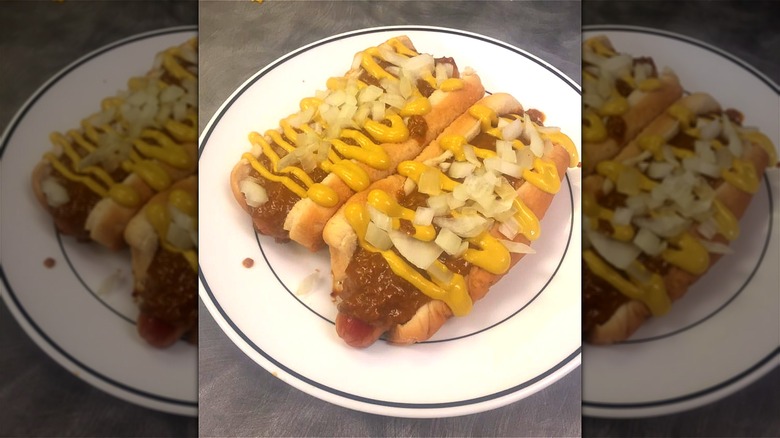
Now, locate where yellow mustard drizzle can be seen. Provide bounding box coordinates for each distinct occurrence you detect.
[344,203,472,316]
[463,232,510,275]
[363,114,410,143]
[541,131,579,168]
[331,130,390,170]
[43,42,196,209]
[667,103,695,128]
[584,250,671,316]
[439,78,464,92]
[638,78,662,91]
[144,189,197,272]
[583,110,607,143]
[367,190,436,241]
[637,134,694,160]
[512,197,541,241]
[439,134,496,160]
[400,95,432,116]
[468,104,498,132]
[397,161,459,192]
[722,157,760,193]
[661,232,709,275]
[740,130,777,165]
[320,159,370,192]
[523,157,561,194]
[582,192,635,241]
[599,93,629,116]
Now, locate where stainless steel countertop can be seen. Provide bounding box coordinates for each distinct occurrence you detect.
[197,1,582,437]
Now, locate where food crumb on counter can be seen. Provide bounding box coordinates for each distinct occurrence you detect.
[43,257,56,268]
[242,257,255,268]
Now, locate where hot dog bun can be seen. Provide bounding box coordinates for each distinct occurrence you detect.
[324,93,576,347]
[230,35,485,251]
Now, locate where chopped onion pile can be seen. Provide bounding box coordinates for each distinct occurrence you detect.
[242,40,467,201]
[589,111,747,270]
[73,43,198,173]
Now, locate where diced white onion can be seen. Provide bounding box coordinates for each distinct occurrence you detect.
[358,85,384,104]
[587,230,641,270]
[387,229,442,270]
[496,140,516,163]
[41,177,70,207]
[418,167,442,195]
[365,221,393,250]
[633,227,665,256]
[647,162,674,180]
[699,239,734,255]
[403,177,416,195]
[612,207,633,226]
[426,194,450,215]
[697,118,721,140]
[448,161,476,179]
[426,262,454,284]
[435,228,463,255]
[498,216,520,239]
[499,239,536,254]
[697,217,719,240]
[413,207,435,226]
[367,205,392,231]
[501,117,523,141]
[434,214,491,238]
[296,269,321,296]
[239,179,268,207]
[166,222,194,250]
[525,115,545,156]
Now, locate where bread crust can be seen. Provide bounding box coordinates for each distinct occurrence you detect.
[584,93,772,344]
[230,36,486,251]
[582,35,683,174]
[324,93,573,346]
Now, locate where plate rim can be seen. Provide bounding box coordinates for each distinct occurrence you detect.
[580,25,780,418]
[0,25,198,417]
[197,24,582,417]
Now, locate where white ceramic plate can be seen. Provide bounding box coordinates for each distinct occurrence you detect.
[199,26,582,418]
[582,25,780,418]
[0,27,198,416]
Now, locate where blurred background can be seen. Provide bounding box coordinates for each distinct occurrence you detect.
[0,2,197,437]
[582,1,779,437]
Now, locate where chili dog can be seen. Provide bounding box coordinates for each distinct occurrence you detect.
[230,36,485,251]
[582,35,683,174]
[582,92,776,344]
[323,93,578,347]
[124,175,198,348]
[31,38,198,250]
